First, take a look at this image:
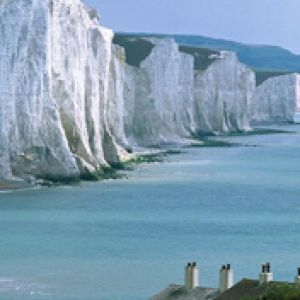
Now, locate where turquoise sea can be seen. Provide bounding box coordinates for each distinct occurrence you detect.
[1,125,300,300]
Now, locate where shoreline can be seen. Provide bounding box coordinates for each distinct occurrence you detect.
[0,125,296,192]
[0,181,34,191]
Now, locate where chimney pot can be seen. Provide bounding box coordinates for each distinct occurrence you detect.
[219,264,234,293]
[295,268,300,285]
[259,263,273,285]
[185,262,199,289]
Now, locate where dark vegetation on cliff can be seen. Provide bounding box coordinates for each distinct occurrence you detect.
[254,69,292,86]
[178,45,219,71]
[113,34,154,67]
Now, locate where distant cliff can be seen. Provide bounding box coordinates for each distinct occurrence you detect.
[0,0,298,186]
[251,74,300,123]
[115,35,255,138]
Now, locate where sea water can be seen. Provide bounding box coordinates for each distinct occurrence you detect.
[0,125,300,300]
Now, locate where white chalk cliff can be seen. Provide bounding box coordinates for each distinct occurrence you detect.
[0,0,298,185]
[193,51,255,134]
[0,0,128,182]
[119,37,256,144]
[123,38,195,146]
[251,74,300,123]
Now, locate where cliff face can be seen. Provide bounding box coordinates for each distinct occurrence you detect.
[120,39,255,144]
[123,64,155,146]
[0,0,78,181]
[123,38,195,146]
[0,0,126,182]
[140,38,195,143]
[50,0,128,172]
[251,74,299,123]
[108,45,128,148]
[297,75,300,111]
[193,52,255,134]
[0,0,296,185]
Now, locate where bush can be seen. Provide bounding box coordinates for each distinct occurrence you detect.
[242,284,300,300]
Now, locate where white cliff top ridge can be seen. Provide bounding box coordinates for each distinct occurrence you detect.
[0,0,299,186]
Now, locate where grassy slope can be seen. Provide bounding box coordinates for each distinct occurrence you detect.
[169,34,300,73]
[116,33,300,81]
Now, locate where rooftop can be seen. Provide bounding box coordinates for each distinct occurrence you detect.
[150,284,219,300]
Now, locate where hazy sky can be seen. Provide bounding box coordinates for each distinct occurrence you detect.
[86,0,299,54]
